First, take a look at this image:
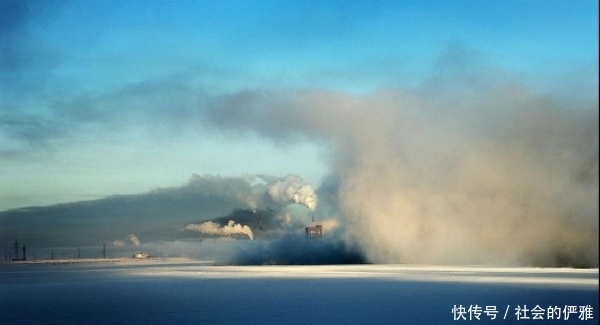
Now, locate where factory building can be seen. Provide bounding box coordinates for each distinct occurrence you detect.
[305,225,322,240]
[133,253,149,259]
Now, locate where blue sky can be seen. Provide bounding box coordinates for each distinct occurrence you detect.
[1,0,598,211]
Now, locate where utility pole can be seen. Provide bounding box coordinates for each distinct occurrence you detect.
[13,239,19,261]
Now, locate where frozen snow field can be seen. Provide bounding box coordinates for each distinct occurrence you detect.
[1,261,597,324]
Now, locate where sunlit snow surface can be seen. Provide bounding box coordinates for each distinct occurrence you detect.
[1,260,597,324]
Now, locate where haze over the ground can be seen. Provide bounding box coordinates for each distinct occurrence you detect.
[1,0,597,267]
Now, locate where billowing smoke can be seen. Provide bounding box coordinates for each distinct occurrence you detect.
[174,173,318,214]
[179,173,319,241]
[110,235,140,250]
[129,234,141,247]
[185,220,254,240]
[206,60,598,267]
[264,174,318,211]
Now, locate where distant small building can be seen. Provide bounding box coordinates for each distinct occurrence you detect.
[133,253,149,259]
[305,225,322,240]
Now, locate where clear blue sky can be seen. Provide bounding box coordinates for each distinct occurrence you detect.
[1,0,598,211]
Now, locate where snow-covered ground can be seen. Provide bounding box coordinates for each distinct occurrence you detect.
[0,261,597,324]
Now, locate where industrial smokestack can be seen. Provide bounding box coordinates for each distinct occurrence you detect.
[22,245,26,261]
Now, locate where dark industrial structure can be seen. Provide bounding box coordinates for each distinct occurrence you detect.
[305,225,323,240]
[9,239,26,262]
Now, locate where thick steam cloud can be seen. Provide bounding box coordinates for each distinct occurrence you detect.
[172,173,318,213]
[265,175,318,211]
[207,67,599,267]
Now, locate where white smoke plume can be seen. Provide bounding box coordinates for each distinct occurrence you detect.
[206,58,598,267]
[112,240,126,248]
[174,174,317,214]
[186,220,254,240]
[265,174,318,211]
[129,234,141,247]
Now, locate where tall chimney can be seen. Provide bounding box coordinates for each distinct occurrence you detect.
[22,245,26,261]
